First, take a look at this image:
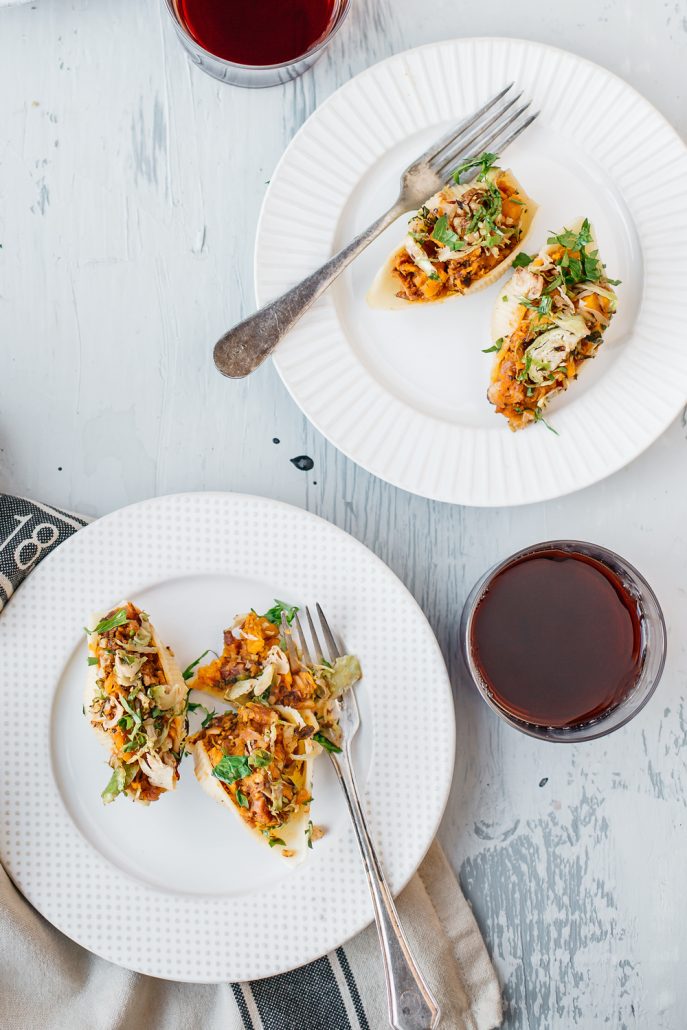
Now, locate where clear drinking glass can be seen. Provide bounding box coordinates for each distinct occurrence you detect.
[162,0,351,88]
[460,540,667,743]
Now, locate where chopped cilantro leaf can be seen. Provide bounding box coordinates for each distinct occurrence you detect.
[547,218,593,251]
[89,608,128,635]
[201,708,217,729]
[262,600,298,626]
[306,820,313,849]
[482,338,504,354]
[87,656,98,666]
[212,754,251,785]
[452,150,499,182]
[187,700,217,727]
[212,747,273,785]
[183,649,217,681]
[534,408,559,435]
[512,252,533,268]
[430,214,464,252]
[236,789,249,809]
[313,731,342,754]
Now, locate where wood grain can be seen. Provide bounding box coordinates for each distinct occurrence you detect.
[1,0,687,1025]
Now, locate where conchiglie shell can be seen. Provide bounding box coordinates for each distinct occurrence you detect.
[367,169,538,310]
[491,218,597,343]
[188,704,315,863]
[84,601,188,798]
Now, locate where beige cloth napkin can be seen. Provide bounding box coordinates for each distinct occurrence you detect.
[0,494,502,1030]
[0,841,501,1030]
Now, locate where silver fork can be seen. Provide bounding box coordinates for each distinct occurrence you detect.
[282,605,441,1030]
[215,82,538,379]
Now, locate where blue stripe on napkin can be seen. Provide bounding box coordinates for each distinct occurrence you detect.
[231,984,255,1029]
[248,955,353,1030]
[336,947,369,1029]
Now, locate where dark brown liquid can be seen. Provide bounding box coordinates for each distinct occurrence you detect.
[176,0,337,66]
[470,549,642,728]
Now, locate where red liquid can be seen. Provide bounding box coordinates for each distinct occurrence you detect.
[470,550,642,728]
[176,0,337,66]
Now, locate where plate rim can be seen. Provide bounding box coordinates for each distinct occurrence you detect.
[0,490,456,982]
[255,36,687,507]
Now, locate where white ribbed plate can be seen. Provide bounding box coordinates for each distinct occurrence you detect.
[0,493,454,981]
[256,38,687,506]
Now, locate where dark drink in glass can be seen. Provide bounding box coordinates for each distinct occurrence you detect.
[461,541,666,742]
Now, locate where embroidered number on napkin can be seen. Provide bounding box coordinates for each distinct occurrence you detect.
[0,495,89,611]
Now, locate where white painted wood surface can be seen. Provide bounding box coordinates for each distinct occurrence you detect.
[1,1,686,1026]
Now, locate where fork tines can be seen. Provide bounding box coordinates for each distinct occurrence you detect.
[417,82,539,183]
[292,605,342,668]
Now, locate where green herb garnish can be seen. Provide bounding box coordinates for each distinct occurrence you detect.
[313,731,342,754]
[430,214,464,252]
[547,219,593,250]
[266,835,286,848]
[305,820,313,849]
[236,789,249,809]
[545,219,612,289]
[212,747,273,785]
[182,649,217,681]
[262,600,298,626]
[452,150,499,182]
[187,700,217,728]
[512,251,533,268]
[482,338,504,354]
[534,408,559,435]
[212,753,252,785]
[88,608,128,635]
[120,693,142,729]
[87,656,98,666]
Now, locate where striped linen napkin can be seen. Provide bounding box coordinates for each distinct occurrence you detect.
[0,493,502,1030]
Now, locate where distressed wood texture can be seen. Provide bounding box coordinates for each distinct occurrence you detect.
[2,1,687,1027]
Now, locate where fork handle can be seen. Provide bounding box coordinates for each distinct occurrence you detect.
[331,751,441,1030]
[213,201,405,379]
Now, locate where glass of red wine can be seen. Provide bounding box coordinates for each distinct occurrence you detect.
[460,540,666,742]
[162,0,351,87]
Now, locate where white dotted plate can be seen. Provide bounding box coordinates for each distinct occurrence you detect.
[256,38,687,506]
[0,493,454,982]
